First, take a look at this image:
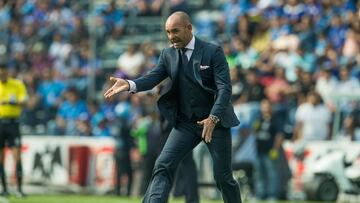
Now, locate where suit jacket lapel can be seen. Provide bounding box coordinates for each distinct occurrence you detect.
[170,47,179,83]
[169,37,203,86]
[191,37,203,86]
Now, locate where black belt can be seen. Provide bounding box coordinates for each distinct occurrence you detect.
[0,118,19,124]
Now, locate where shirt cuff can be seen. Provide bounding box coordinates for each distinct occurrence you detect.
[127,80,137,93]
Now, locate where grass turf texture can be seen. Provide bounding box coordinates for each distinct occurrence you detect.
[1,195,327,203]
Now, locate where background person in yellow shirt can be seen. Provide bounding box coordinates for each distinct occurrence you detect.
[0,64,27,197]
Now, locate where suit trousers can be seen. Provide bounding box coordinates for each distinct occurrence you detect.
[142,121,241,203]
[173,152,199,203]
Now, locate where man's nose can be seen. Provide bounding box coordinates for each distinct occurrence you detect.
[168,33,175,40]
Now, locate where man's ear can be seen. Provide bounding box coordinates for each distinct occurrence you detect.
[187,24,192,31]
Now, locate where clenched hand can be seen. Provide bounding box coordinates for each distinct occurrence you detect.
[104,77,130,98]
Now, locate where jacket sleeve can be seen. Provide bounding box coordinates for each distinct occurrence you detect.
[133,50,168,92]
[210,46,232,120]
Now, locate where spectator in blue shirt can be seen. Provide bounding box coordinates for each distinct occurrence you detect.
[304,0,322,19]
[283,0,305,24]
[327,15,348,52]
[0,1,10,29]
[54,87,87,135]
[37,68,66,121]
[269,16,292,40]
[103,1,124,34]
[87,100,111,137]
[222,0,242,35]
[296,15,316,52]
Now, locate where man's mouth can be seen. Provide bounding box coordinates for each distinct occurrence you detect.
[172,41,181,47]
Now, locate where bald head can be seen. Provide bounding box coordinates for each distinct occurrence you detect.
[166,11,192,26]
[165,12,193,49]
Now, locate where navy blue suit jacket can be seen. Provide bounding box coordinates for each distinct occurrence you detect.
[134,37,239,128]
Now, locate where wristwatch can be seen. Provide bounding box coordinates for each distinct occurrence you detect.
[209,115,220,124]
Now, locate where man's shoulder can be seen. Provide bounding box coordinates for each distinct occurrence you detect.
[196,37,221,50]
[161,46,177,56]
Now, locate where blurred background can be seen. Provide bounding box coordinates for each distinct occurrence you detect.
[0,0,360,202]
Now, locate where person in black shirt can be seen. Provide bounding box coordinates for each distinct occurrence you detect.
[113,116,134,196]
[253,99,284,200]
[239,69,265,103]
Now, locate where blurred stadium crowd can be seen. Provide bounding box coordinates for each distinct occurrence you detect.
[1,0,360,199]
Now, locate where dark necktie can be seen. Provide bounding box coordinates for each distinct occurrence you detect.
[180,48,188,65]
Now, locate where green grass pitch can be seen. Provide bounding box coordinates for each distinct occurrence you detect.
[0,195,326,203]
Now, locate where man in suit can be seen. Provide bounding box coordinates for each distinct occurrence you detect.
[104,11,241,203]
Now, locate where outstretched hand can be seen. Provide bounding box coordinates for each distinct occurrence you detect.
[104,77,130,98]
[197,118,216,143]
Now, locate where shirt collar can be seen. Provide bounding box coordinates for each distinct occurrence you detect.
[184,35,195,51]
